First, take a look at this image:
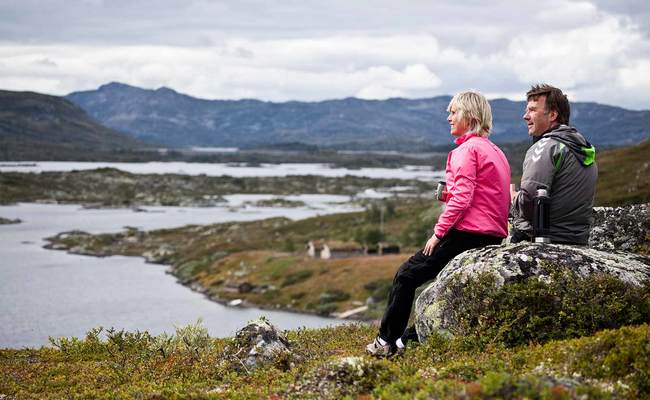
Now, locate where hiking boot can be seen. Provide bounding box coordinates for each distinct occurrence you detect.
[365,337,394,357]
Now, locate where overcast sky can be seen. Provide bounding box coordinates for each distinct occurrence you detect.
[1,0,650,109]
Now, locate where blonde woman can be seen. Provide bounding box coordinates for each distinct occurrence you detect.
[366,91,511,357]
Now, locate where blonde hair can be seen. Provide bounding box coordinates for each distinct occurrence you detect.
[447,90,493,137]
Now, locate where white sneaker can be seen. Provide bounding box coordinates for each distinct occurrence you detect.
[365,337,395,357]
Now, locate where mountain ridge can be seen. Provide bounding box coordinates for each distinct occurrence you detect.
[0,89,146,160]
[66,82,650,150]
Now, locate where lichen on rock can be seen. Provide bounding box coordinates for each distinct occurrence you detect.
[415,243,650,345]
[222,317,295,372]
[589,203,650,254]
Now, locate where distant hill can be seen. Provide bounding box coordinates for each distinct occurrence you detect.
[596,138,650,206]
[66,82,650,149]
[0,89,145,160]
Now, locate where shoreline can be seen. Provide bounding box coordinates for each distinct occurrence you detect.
[46,240,376,323]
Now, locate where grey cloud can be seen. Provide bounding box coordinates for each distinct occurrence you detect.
[0,0,648,109]
[587,0,650,36]
[0,0,634,47]
[34,58,57,67]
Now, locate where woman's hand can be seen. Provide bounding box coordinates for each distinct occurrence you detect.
[423,235,440,256]
[510,183,519,203]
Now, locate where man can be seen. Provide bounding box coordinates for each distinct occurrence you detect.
[510,84,597,245]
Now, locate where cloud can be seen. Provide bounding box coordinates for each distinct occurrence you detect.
[0,38,448,101]
[501,14,649,108]
[34,58,57,67]
[620,60,650,88]
[0,0,649,109]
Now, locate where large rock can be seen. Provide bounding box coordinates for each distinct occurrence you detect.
[414,242,650,341]
[223,318,294,371]
[589,203,650,254]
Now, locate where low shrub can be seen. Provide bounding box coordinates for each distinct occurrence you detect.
[364,279,392,302]
[442,266,650,347]
[150,319,212,359]
[319,289,350,304]
[281,270,313,287]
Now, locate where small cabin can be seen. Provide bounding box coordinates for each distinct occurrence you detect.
[378,241,401,255]
[307,240,365,259]
[307,240,400,259]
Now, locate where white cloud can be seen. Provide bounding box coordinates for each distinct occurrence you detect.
[502,14,650,108]
[0,40,447,101]
[0,0,649,109]
[620,60,650,88]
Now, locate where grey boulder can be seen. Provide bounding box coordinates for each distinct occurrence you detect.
[226,318,293,371]
[589,203,650,253]
[414,242,650,341]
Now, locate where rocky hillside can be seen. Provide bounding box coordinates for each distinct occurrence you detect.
[596,138,650,205]
[0,89,145,160]
[67,82,650,149]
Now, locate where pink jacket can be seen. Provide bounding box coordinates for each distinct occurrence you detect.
[434,133,511,239]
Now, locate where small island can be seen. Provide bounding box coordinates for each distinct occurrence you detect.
[0,216,21,225]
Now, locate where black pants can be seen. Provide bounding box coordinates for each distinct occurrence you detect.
[510,229,531,243]
[379,229,503,343]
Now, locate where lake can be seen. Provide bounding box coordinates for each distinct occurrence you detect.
[0,196,364,349]
[0,162,444,349]
[0,161,442,181]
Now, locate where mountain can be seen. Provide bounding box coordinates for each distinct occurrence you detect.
[0,89,145,160]
[66,82,650,150]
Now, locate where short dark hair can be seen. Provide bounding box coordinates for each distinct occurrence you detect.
[526,84,570,125]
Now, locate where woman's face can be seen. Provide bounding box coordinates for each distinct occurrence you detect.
[447,106,470,137]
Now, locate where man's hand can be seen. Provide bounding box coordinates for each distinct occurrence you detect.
[423,235,440,256]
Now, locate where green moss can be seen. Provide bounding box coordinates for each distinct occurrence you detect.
[441,268,650,348]
[364,279,392,302]
[4,322,650,398]
[319,289,351,304]
[571,324,650,395]
[281,270,314,287]
[174,257,215,282]
[267,257,295,280]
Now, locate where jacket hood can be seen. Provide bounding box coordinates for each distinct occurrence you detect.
[545,125,596,166]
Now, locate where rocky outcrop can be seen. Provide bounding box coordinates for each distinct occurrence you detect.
[223,318,294,371]
[0,216,21,224]
[414,203,650,341]
[414,242,650,341]
[589,203,650,254]
[142,244,175,264]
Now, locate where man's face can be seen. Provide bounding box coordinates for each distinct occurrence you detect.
[523,96,556,137]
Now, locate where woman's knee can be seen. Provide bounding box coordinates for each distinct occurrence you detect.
[394,267,417,287]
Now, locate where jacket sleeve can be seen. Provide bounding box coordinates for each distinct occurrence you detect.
[434,145,477,238]
[514,138,560,221]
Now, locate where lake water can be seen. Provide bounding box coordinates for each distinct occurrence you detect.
[0,162,445,349]
[0,161,442,181]
[0,196,364,349]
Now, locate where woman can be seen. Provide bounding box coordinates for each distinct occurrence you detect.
[366,90,511,357]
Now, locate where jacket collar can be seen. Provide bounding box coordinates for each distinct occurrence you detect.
[454,132,479,146]
[533,124,561,143]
